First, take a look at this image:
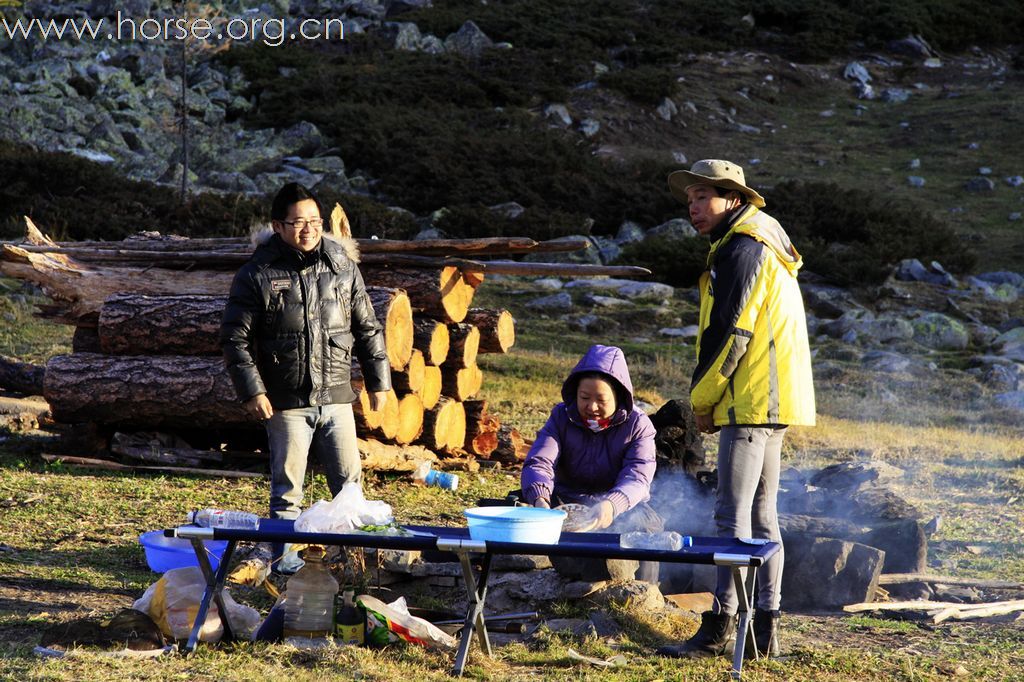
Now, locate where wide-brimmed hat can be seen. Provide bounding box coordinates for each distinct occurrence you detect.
[668,159,765,208]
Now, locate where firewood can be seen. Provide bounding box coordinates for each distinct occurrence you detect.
[391,349,425,395]
[877,574,1024,591]
[98,293,224,355]
[419,397,457,451]
[356,438,437,472]
[360,265,481,323]
[394,393,424,445]
[413,318,449,366]
[0,354,45,395]
[444,323,480,368]
[421,365,442,410]
[441,363,483,401]
[463,308,515,353]
[366,287,413,371]
[463,399,500,457]
[40,453,264,478]
[491,424,529,464]
[444,400,467,454]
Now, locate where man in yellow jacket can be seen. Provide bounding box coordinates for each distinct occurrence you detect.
[658,160,815,660]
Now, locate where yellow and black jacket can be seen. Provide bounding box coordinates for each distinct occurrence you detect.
[691,204,816,426]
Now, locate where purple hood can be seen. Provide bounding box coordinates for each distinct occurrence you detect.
[521,345,656,515]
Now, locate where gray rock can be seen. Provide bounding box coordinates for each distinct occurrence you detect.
[859,519,927,573]
[384,22,423,51]
[781,538,884,610]
[1000,342,1024,363]
[908,158,921,169]
[980,362,1023,391]
[615,220,645,245]
[535,618,595,638]
[672,151,688,165]
[567,314,602,333]
[563,278,635,292]
[843,61,871,84]
[912,312,970,350]
[907,175,926,187]
[543,104,572,127]
[588,611,623,638]
[978,166,993,175]
[387,0,433,15]
[204,171,259,194]
[578,118,600,138]
[418,34,446,54]
[278,121,325,157]
[893,258,956,286]
[964,176,996,192]
[862,315,915,343]
[862,350,912,373]
[348,0,388,20]
[487,201,525,220]
[994,391,1024,412]
[617,281,675,300]
[1006,175,1024,187]
[880,88,911,103]
[67,148,116,164]
[656,97,678,121]
[582,294,632,308]
[888,34,935,58]
[978,270,1024,288]
[587,580,665,611]
[444,21,494,57]
[527,292,572,312]
[968,323,1001,348]
[645,218,697,241]
[809,461,906,492]
[820,309,874,339]
[532,278,564,291]
[1010,212,1022,222]
[590,235,621,264]
[413,227,446,241]
[659,325,698,339]
[995,327,1024,347]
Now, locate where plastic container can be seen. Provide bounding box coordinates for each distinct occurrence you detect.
[463,506,567,544]
[189,508,260,530]
[411,461,459,491]
[138,530,228,573]
[619,531,692,551]
[283,546,339,639]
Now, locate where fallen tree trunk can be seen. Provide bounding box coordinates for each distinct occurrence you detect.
[463,308,515,353]
[98,294,225,355]
[877,574,1024,591]
[357,438,437,472]
[360,265,481,324]
[413,318,449,366]
[44,353,249,428]
[0,355,46,395]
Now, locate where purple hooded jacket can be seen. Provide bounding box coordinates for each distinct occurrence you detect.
[520,344,657,516]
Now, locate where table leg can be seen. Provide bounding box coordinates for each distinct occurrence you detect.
[451,551,493,676]
[729,565,759,680]
[183,539,237,654]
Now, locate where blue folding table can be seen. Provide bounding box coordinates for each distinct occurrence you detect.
[167,520,778,679]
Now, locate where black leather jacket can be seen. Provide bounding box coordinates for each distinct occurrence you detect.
[220,233,391,409]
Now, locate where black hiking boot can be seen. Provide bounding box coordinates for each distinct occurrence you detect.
[745,608,781,658]
[657,611,736,658]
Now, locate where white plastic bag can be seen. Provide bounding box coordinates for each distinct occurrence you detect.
[132,566,262,642]
[294,481,393,533]
[358,594,457,649]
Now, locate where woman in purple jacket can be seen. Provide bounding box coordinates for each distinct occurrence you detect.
[521,344,662,581]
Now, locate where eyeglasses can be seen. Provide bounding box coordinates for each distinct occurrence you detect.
[279,218,323,230]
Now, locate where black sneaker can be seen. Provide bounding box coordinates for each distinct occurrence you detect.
[746,608,781,658]
[657,611,736,658]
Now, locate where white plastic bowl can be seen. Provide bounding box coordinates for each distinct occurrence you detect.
[463,506,567,544]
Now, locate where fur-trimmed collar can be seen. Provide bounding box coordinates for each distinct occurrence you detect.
[249,224,360,263]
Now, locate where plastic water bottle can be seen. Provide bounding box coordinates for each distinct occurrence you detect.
[619,530,690,551]
[283,546,339,639]
[334,589,365,646]
[189,508,260,530]
[411,461,459,491]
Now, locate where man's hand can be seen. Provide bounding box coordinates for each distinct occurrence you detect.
[246,394,273,421]
[369,391,388,411]
[593,500,616,530]
[695,413,718,434]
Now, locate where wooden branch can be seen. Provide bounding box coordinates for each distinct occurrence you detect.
[877,574,1024,591]
[40,453,265,478]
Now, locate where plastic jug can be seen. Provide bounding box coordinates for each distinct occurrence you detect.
[282,546,339,638]
[411,461,459,491]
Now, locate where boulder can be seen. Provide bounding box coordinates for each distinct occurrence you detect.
[615,220,646,245]
[912,313,970,350]
[616,281,675,301]
[543,104,572,127]
[781,537,885,610]
[859,519,927,573]
[444,21,494,57]
[586,580,665,611]
[656,97,678,121]
[487,201,525,220]
[527,292,572,312]
[894,258,957,286]
[579,118,601,138]
[645,218,697,241]
[582,294,631,308]
[964,177,996,192]
[843,61,871,84]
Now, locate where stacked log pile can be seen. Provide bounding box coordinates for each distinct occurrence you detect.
[1,218,651,472]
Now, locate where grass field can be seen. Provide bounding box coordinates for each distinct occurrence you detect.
[1,273,1023,681]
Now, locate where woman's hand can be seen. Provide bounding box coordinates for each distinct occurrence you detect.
[533,498,551,509]
[593,500,615,529]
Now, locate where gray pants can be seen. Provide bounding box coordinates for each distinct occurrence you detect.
[714,425,786,614]
[265,403,361,520]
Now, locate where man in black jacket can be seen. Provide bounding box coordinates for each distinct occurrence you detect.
[221,183,390,567]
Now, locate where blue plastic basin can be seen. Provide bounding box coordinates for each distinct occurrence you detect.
[139,530,228,573]
[463,506,567,544]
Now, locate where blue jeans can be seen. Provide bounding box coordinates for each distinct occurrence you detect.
[713,425,787,614]
[265,403,361,520]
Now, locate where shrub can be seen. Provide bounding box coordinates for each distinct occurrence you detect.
[615,236,708,289]
[599,66,677,106]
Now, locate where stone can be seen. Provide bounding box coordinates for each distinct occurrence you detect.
[861,350,912,373]
[909,158,921,169]
[820,309,874,339]
[588,610,623,638]
[658,328,690,338]
[579,118,601,137]
[586,581,665,612]
[204,171,259,194]
[532,278,564,291]
[383,22,422,51]
[527,292,572,312]
[645,218,697,241]
[672,151,688,165]
[564,278,635,292]
[994,391,1024,412]
[444,21,494,57]
[582,294,632,308]
[491,554,553,571]
[418,35,445,54]
[567,314,602,333]
[488,201,525,220]
[387,0,433,15]
[543,104,572,127]
[894,258,956,286]
[912,312,970,350]
[278,121,325,157]
[887,34,935,58]
[616,281,675,301]
[615,221,646,245]
[843,61,871,84]
[880,88,911,103]
[862,315,915,343]
[978,166,992,175]
[968,323,1001,348]
[964,177,996,192]
[980,363,1022,392]
[907,175,926,187]
[550,553,638,582]
[535,618,595,638]
[656,97,678,121]
[809,461,906,492]
[590,235,621,264]
[781,538,885,610]
[1005,175,1024,187]
[849,487,922,522]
